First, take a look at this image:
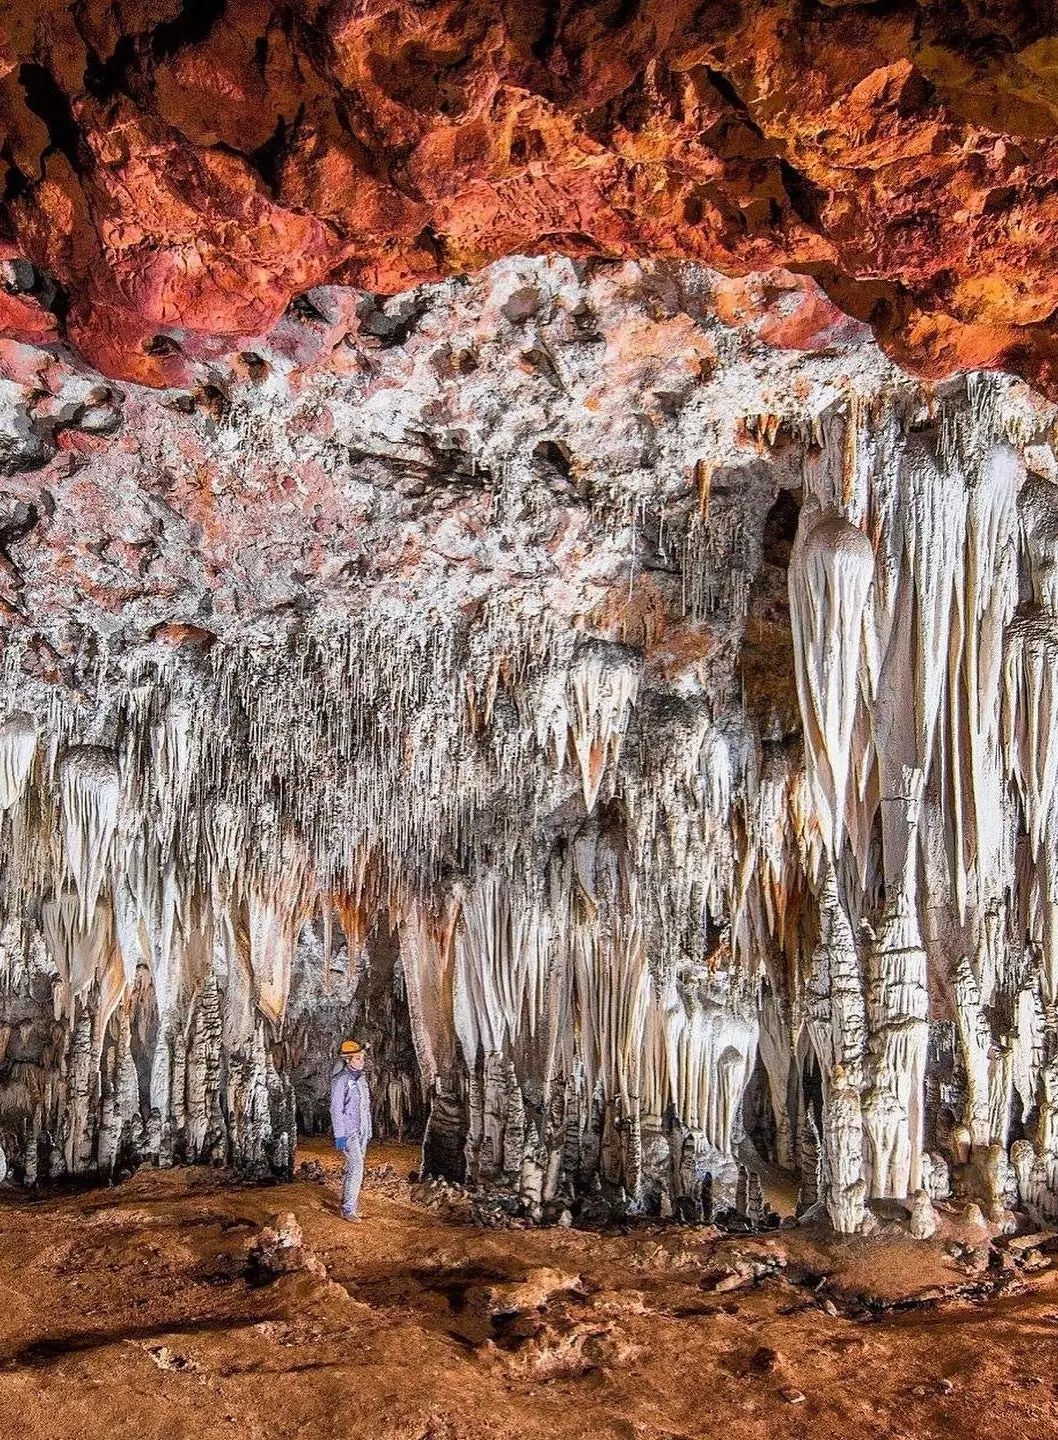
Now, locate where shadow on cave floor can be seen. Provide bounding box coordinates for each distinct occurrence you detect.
[2,1311,289,1369]
[0,1138,1055,1439]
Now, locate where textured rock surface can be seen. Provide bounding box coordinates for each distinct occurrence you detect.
[4,4,1058,391]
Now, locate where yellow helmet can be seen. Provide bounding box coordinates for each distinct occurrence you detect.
[339,1039,366,1056]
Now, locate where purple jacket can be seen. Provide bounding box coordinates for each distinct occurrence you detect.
[331,1067,372,1146]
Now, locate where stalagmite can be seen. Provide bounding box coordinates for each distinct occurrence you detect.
[804,869,868,1230]
[864,777,929,1200]
[825,1066,867,1233]
[909,1188,937,1239]
[757,985,795,1170]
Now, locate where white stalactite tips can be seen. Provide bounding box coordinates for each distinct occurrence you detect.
[60,746,121,928]
[566,643,640,812]
[0,711,36,812]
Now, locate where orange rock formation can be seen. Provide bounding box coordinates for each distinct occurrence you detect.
[2,2,1058,388]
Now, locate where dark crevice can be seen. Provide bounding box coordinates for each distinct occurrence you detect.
[152,0,229,61]
[357,295,429,347]
[760,487,801,569]
[18,64,82,169]
[39,274,70,327]
[83,35,138,101]
[532,0,563,62]
[144,334,182,358]
[0,503,40,591]
[414,225,446,268]
[534,438,574,481]
[0,258,68,326]
[246,114,292,196]
[701,69,766,141]
[603,0,642,29]
[704,66,750,116]
[779,159,827,229]
[82,0,227,100]
[287,293,328,325]
[1,147,31,208]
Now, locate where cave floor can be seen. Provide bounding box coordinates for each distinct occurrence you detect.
[0,1141,1055,1440]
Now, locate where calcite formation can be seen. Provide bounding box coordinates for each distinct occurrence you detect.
[0,249,1057,1234]
[6,4,1058,394]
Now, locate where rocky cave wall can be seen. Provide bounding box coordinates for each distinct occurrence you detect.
[0,255,1056,1233]
[8,2,1058,396]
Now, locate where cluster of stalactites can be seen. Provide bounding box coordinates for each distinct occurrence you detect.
[4,376,1058,1223]
[399,836,758,1206]
[772,383,1058,1229]
[0,599,748,1189]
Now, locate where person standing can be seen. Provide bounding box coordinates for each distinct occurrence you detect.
[330,1039,372,1221]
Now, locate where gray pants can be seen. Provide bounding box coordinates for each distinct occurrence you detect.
[342,1138,367,1218]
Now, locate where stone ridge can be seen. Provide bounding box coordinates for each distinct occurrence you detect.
[3,3,1058,391]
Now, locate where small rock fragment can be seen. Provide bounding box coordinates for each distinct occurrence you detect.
[146,1344,198,1373]
[484,1267,584,1317]
[247,1211,325,1280]
[1008,1231,1052,1253]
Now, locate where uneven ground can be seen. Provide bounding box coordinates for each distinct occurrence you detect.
[0,1140,1055,1440]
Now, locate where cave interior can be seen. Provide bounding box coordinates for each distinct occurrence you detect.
[2,0,1058,1301]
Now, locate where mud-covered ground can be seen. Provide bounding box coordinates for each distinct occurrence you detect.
[0,1139,1055,1440]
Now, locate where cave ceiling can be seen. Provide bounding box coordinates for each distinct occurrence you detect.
[2,2,1058,392]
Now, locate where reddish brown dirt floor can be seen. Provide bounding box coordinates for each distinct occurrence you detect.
[0,1138,1056,1440]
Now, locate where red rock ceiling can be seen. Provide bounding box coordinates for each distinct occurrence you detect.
[3,2,1058,391]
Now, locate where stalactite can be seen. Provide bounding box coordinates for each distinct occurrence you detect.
[59,746,120,928]
[547,641,640,812]
[789,502,875,865]
[0,712,37,813]
[948,446,1019,922]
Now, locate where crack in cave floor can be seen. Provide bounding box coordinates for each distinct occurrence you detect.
[0,1142,1055,1439]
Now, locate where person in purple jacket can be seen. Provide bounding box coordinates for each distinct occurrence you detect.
[331,1038,372,1221]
